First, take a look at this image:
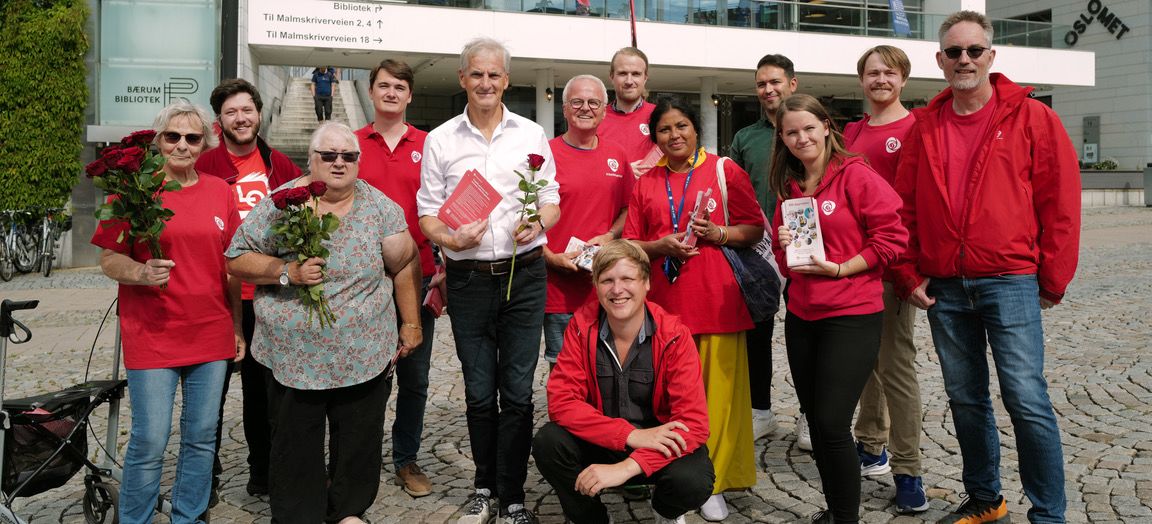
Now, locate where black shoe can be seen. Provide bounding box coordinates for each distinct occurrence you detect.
[811,510,834,523]
[937,495,1009,524]
[208,482,220,508]
[246,477,269,496]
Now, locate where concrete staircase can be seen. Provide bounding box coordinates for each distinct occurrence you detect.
[267,77,354,169]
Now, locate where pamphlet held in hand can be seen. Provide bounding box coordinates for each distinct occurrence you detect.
[565,237,600,272]
[781,196,826,268]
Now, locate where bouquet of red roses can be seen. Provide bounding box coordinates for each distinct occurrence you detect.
[270,181,341,328]
[85,130,181,261]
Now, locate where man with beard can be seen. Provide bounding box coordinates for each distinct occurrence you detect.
[892,11,1080,523]
[727,54,794,448]
[197,78,301,501]
[600,47,660,176]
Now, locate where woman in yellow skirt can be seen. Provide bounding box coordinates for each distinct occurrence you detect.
[623,97,763,521]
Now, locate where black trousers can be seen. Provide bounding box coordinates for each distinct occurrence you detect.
[746,317,775,410]
[532,422,714,524]
[785,311,882,523]
[213,300,270,486]
[267,371,390,523]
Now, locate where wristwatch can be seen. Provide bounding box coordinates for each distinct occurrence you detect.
[279,262,291,287]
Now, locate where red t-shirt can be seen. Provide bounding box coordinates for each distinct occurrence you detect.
[601,100,657,162]
[623,153,761,334]
[91,176,240,369]
[355,123,435,278]
[228,149,270,299]
[843,113,917,187]
[940,95,998,224]
[545,136,635,313]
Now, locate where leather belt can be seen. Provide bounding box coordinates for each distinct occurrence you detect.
[445,247,543,275]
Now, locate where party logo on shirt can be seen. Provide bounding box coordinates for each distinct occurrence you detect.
[607,158,620,173]
[885,137,901,154]
[639,123,650,136]
[706,198,718,214]
[214,216,225,230]
[821,200,836,216]
[411,151,422,163]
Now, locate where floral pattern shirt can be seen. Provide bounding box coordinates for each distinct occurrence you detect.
[226,179,407,390]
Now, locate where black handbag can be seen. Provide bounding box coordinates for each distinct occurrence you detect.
[715,157,782,323]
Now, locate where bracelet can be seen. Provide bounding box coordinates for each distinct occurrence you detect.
[401,323,423,330]
[835,263,842,278]
[717,226,728,245]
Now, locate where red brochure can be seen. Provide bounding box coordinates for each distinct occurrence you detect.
[439,169,500,230]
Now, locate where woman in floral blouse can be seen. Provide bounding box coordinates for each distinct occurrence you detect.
[226,122,422,523]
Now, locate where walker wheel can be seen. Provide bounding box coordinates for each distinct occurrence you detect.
[82,479,119,524]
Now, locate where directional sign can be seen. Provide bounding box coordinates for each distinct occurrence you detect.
[248,0,392,49]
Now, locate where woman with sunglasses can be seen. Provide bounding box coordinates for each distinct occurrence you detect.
[91,102,243,523]
[225,122,423,523]
[769,94,907,523]
[622,97,764,521]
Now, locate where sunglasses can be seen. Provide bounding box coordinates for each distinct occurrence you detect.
[314,150,361,163]
[161,132,204,146]
[942,46,990,60]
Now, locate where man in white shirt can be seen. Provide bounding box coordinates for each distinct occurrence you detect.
[417,37,559,524]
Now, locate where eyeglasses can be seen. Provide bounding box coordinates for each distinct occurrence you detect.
[566,98,604,110]
[314,150,361,163]
[942,46,990,60]
[161,132,204,146]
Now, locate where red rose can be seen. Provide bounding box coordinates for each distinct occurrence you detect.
[271,189,290,209]
[85,159,108,178]
[527,153,545,170]
[285,186,312,206]
[307,181,328,197]
[101,147,125,170]
[112,147,146,172]
[121,130,157,148]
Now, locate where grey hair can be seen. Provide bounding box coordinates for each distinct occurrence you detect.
[308,122,359,169]
[562,75,607,102]
[152,101,218,149]
[460,37,511,73]
[939,10,994,45]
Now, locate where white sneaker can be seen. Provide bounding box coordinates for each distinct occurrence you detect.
[699,493,729,521]
[752,409,778,440]
[457,491,493,524]
[796,415,813,452]
[652,500,686,524]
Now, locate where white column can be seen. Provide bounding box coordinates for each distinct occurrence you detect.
[535,68,555,139]
[700,76,717,154]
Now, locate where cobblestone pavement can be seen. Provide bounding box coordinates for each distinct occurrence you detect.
[1,207,1149,523]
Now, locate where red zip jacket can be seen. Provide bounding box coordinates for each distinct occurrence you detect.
[546,300,709,476]
[772,156,907,321]
[195,134,302,189]
[890,74,1081,304]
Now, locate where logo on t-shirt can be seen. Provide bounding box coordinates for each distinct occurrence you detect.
[821,200,836,216]
[639,123,650,136]
[234,171,270,219]
[411,151,422,163]
[607,158,620,172]
[706,198,718,214]
[885,137,902,154]
[214,216,225,230]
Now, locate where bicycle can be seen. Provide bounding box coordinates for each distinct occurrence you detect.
[32,207,69,277]
[1,211,38,280]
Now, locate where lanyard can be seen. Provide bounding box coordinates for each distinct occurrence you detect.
[664,149,699,234]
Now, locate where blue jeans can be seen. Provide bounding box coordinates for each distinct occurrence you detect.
[927,275,1065,523]
[446,256,546,507]
[542,313,573,364]
[392,279,437,468]
[121,361,228,524]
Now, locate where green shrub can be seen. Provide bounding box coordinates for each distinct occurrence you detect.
[1092,158,1119,171]
[0,0,89,210]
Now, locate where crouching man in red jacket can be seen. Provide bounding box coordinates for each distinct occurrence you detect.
[533,240,714,524]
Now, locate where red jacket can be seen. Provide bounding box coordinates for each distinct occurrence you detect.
[772,156,907,321]
[195,135,302,189]
[546,300,709,476]
[890,74,1081,304]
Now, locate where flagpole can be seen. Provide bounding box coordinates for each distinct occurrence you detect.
[629,0,637,47]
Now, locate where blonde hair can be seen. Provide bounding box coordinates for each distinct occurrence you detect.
[591,239,650,283]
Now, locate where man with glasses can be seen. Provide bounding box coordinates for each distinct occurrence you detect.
[196,78,301,502]
[541,75,633,371]
[892,10,1080,524]
[727,53,793,448]
[417,37,559,524]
